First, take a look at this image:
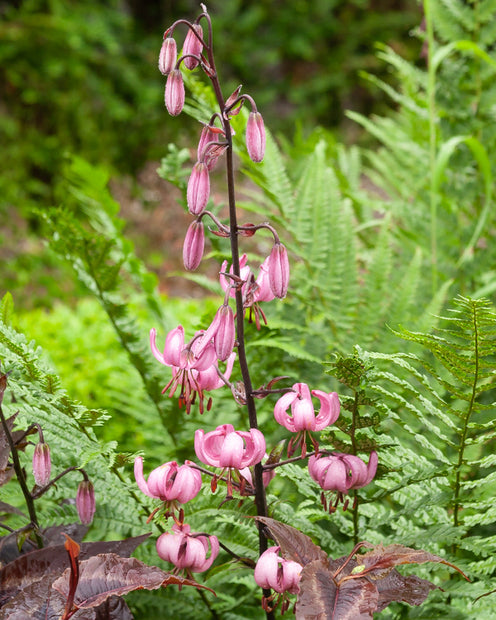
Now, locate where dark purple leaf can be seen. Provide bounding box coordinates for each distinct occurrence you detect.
[0,534,151,606]
[254,517,328,566]
[359,543,469,580]
[295,559,378,619]
[0,578,96,619]
[94,595,133,620]
[375,570,438,612]
[52,553,213,608]
[42,523,89,547]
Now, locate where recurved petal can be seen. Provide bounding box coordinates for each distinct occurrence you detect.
[134,456,153,498]
[239,428,266,467]
[312,390,340,430]
[274,390,299,429]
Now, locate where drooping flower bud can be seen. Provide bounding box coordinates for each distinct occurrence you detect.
[165,69,185,116]
[187,162,210,214]
[183,220,205,271]
[267,243,290,298]
[246,111,266,162]
[32,442,51,487]
[76,480,96,525]
[213,305,235,361]
[182,24,203,70]
[159,37,177,75]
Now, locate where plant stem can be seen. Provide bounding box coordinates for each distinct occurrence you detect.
[202,16,273,617]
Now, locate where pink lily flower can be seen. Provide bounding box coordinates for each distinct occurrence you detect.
[195,423,266,496]
[156,522,219,577]
[254,546,302,614]
[220,254,276,329]
[151,325,226,414]
[274,383,340,456]
[134,457,202,511]
[308,451,378,513]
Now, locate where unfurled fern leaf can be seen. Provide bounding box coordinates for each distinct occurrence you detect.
[347,296,496,617]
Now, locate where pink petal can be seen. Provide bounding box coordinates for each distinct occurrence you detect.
[312,390,340,431]
[134,456,153,498]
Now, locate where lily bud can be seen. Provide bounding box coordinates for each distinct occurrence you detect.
[246,111,266,162]
[159,37,177,75]
[32,442,51,487]
[187,162,210,214]
[214,305,235,361]
[182,24,203,70]
[165,69,185,116]
[267,243,290,298]
[183,220,205,271]
[76,480,96,525]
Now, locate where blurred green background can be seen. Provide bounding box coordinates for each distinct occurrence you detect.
[0,0,421,307]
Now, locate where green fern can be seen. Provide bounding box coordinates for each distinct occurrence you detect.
[0,317,145,540]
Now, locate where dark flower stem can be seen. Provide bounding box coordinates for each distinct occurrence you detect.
[200,10,273,618]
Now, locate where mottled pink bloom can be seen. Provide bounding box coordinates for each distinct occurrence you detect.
[183,219,205,271]
[182,24,203,70]
[156,522,219,575]
[274,383,340,456]
[159,37,177,75]
[32,442,51,487]
[195,424,266,470]
[246,111,266,162]
[309,451,378,512]
[76,480,96,525]
[267,243,290,299]
[165,69,184,116]
[309,452,378,493]
[150,326,232,413]
[274,383,340,433]
[134,457,201,505]
[254,546,302,594]
[187,162,210,214]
